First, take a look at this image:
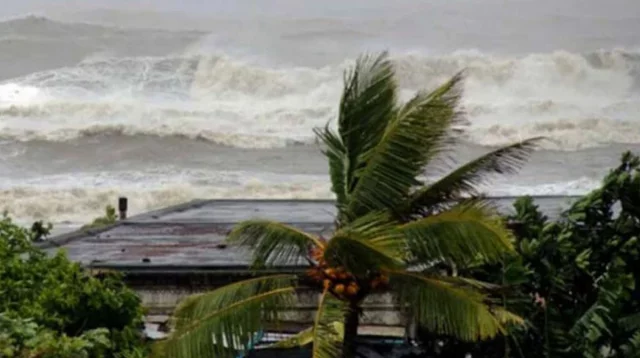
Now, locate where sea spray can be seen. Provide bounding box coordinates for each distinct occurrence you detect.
[1,50,638,150]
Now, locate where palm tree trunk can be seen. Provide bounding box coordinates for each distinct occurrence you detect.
[342,302,359,358]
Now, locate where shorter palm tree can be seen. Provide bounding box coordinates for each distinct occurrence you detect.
[160,52,538,358]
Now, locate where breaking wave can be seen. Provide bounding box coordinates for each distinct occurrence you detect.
[0,169,599,225]
[0,169,333,223]
[0,47,638,150]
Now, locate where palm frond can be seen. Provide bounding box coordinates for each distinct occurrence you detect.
[408,138,541,214]
[491,306,525,327]
[621,331,640,357]
[228,220,324,268]
[400,202,514,265]
[269,327,314,349]
[163,275,297,358]
[620,312,640,331]
[343,74,464,222]
[336,210,398,238]
[390,270,515,341]
[338,52,397,200]
[314,125,348,214]
[268,322,344,349]
[310,290,346,358]
[428,274,501,291]
[324,212,406,275]
[394,71,466,165]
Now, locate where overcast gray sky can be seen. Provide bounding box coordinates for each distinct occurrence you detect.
[2,0,411,19]
[4,0,640,20]
[2,0,639,57]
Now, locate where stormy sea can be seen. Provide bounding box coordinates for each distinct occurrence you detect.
[1,0,639,228]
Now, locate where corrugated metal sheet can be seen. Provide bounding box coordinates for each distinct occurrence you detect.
[41,197,575,268]
[43,221,331,266]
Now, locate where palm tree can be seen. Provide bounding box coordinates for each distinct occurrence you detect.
[160,52,540,358]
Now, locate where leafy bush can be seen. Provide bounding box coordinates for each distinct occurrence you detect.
[82,205,118,230]
[0,314,110,358]
[0,215,146,357]
[417,151,640,357]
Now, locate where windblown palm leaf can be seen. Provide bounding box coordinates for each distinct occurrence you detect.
[324,212,406,274]
[343,75,465,222]
[338,53,397,197]
[164,275,296,358]
[310,290,347,358]
[491,306,526,327]
[314,125,348,213]
[427,273,501,291]
[228,220,324,267]
[390,270,514,341]
[400,201,514,265]
[407,138,542,216]
[265,291,347,358]
[269,322,344,349]
[161,51,536,358]
[393,72,466,171]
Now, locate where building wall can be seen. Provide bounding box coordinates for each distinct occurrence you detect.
[135,286,406,326]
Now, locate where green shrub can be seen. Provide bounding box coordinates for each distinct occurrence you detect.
[417,151,640,358]
[0,314,110,358]
[0,215,146,357]
[82,205,118,230]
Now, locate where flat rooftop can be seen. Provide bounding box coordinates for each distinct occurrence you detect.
[40,197,576,271]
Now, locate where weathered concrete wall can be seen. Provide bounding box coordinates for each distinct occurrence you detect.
[135,287,405,326]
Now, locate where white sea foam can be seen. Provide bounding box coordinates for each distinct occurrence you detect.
[480,177,601,197]
[0,49,638,150]
[0,168,602,225]
[0,83,46,104]
[0,170,333,224]
[0,55,339,147]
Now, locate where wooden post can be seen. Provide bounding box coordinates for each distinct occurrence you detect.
[118,197,128,220]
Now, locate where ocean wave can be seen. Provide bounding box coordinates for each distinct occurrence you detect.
[0,100,321,148]
[0,170,334,224]
[0,54,338,147]
[468,117,640,150]
[480,177,601,197]
[0,174,600,225]
[0,48,638,150]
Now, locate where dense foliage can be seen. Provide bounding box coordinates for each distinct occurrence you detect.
[160,52,539,358]
[0,314,110,358]
[0,216,146,357]
[419,151,640,358]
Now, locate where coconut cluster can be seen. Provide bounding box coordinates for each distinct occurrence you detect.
[307,246,389,300]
